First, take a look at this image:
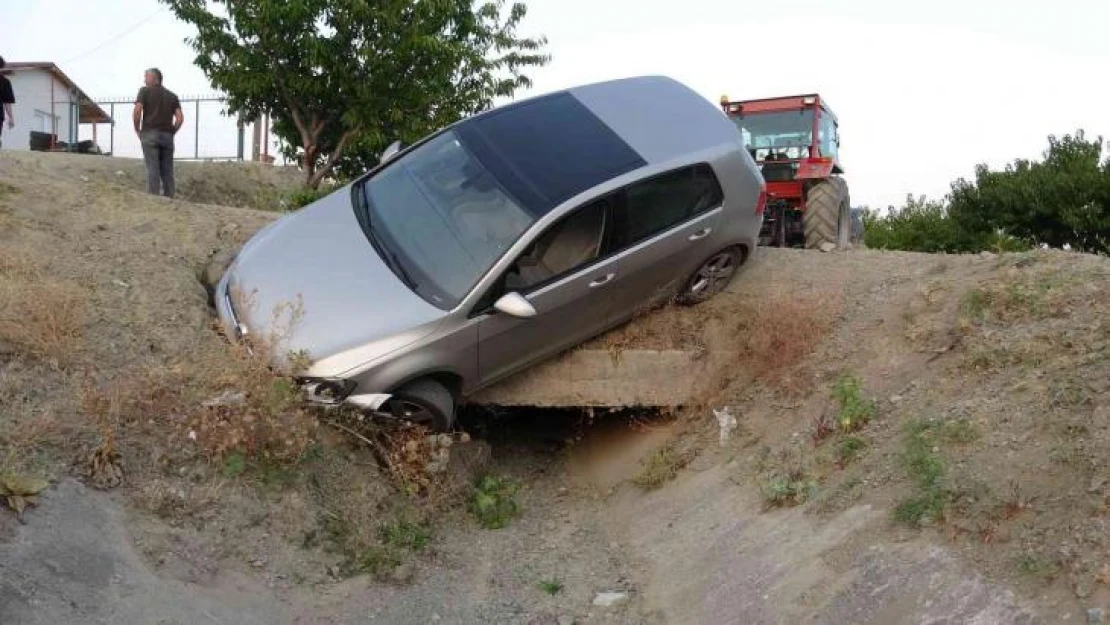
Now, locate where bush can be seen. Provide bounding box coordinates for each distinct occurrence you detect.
[865,131,1109,255]
[862,196,1027,254]
[280,184,338,212]
[949,131,1110,254]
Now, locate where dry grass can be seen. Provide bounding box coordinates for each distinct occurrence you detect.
[738,291,837,386]
[0,261,86,368]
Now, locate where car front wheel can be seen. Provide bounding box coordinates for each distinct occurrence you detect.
[384,378,455,432]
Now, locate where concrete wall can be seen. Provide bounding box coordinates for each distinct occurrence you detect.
[3,69,78,150]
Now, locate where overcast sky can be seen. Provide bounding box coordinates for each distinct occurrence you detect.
[2,0,1108,208]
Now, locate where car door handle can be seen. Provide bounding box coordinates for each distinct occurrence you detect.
[588,273,616,288]
[688,227,713,241]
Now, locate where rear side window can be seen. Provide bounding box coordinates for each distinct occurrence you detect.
[615,164,723,247]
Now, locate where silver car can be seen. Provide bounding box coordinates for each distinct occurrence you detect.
[215,75,767,430]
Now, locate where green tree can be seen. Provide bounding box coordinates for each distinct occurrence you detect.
[949,130,1109,254]
[162,0,549,188]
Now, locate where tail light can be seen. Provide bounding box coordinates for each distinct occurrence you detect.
[755,183,767,215]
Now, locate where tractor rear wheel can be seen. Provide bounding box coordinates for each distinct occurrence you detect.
[803,177,851,250]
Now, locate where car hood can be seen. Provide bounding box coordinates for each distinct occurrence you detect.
[225,186,446,375]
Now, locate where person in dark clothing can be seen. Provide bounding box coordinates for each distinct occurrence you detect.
[133,68,183,197]
[0,56,16,149]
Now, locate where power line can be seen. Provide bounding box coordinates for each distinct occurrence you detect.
[61,8,166,65]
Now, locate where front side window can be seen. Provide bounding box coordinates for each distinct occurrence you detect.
[359,131,535,310]
[503,198,610,292]
[615,164,723,248]
[731,110,814,161]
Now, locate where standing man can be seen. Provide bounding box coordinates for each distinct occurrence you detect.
[0,56,15,149]
[133,68,183,198]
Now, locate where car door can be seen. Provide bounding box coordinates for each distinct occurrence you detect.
[475,197,618,386]
[606,164,726,322]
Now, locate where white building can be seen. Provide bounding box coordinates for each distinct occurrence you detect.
[3,62,112,152]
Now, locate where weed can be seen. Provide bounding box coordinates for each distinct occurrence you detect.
[378,520,432,552]
[832,372,876,433]
[1015,553,1060,578]
[762,470,816,509]
[222,452,247,478]
[348,545,403,579]
[633,442,695,489]
[471,475,520,529]
[810,410,836,444]
[960,289,988,320]
[836,437,866,467]
[941,418,980,444]
[895,420,951,526]
[538,578,564,595]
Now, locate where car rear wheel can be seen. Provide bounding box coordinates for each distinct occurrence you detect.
[384,378,455,432]
[677,247,741,305]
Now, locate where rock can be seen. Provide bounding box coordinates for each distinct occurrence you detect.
[890,395,903,404]
[592,592,629,607]
[1089,476,1106,494]
[819,242,837,253]
[328,564,341,578]
[440,440,492,497]
[390,561,416,584]
[980,251,996,258]
[1088,608,1105,624]
[202,390,246,408]
[558,616,576,625]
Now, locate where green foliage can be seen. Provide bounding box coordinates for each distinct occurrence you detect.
[950,131,1110,254]
[762,470,817,508]
[832,372,876,433]
[836,436,866,466]
[162,0,549,188]
[865,131,1110,254]
[895,420,952,526]
[538,578,563,595]
[471,475,520,529]
[222,451,247,477]
[378,520,432,552]
[280,185,336,212]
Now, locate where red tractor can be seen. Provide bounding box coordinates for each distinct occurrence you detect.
[720,93,855,249]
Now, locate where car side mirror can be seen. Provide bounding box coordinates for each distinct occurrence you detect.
[380,140,402,164]
[492,292,536,319]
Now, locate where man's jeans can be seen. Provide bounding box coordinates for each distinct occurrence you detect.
[140,130,175,198]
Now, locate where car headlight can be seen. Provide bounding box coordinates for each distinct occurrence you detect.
[299,378,357,405]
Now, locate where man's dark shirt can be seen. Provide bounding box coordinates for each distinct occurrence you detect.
[0,75,15,123]
[135,84,181,133]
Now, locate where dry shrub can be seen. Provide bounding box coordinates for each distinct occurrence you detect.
[738,291,837,385]
[0,271,86,367]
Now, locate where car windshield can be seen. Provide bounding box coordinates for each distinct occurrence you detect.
[731,110,814,161]
[358,131,534,310]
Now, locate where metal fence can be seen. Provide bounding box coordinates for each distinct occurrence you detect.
[85,94,258,161]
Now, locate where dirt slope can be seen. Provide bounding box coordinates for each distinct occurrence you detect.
[1,151,1108,624]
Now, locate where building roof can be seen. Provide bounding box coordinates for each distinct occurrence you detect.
[3,62,113,124]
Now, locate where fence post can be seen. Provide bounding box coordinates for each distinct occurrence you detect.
[194,99,200,159]
[109,103,115,156]
[236,116,245,161]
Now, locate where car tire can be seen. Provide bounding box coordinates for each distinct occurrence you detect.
[676,246,742,306]
[385,378,455,432]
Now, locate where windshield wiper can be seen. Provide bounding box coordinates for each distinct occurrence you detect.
[352,183,418,290]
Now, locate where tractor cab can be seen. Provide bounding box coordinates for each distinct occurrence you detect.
[720,93,843,177]
[719,93,853,249]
